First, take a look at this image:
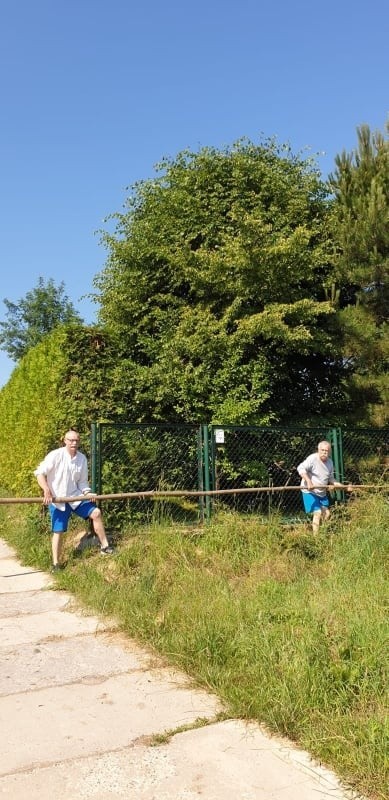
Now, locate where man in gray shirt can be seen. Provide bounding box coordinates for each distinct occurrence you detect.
[297,441,351,534]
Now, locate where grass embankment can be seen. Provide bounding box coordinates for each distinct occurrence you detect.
[0,494,388,799]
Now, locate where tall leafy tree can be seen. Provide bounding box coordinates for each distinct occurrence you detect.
[329,122,389,424]
[0,277,83,361]
[96,139,347,424]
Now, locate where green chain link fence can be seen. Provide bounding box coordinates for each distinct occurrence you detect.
[90,422,388,528]
[340,427,389,485]
[208,425,343,520]
[90,423,204,528]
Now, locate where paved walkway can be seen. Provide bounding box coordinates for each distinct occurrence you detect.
[0,538,364,800]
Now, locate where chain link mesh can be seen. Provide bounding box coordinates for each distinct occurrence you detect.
[209,426,337,519]
[94,423,203,527]
[92,423,388,528]
[341,428,389,485]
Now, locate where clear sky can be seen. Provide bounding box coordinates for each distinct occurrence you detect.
[0,0,387,387]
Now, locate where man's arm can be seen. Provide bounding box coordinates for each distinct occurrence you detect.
[329,479,353,491]
[36,473,53,505]
[297,457,314,490]
[299,470,314,490]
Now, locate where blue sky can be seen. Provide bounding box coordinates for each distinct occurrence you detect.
[0,0,388,387]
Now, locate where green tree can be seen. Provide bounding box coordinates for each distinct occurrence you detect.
[0,277,83,361]
[95,139,348,424]
[329,122,389,424]
[0,324,115,496]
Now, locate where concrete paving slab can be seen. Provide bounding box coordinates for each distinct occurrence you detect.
[0,587,74,617]
[161,721,361,799]
[0,632,154,695]
[0,722,363,800]
[0,557,46,577]
[0,540,16,558]
[0,606,112,647]
[0,672,221,776]
[0,557,51,592]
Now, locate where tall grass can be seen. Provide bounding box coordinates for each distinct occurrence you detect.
[0,493,388,799]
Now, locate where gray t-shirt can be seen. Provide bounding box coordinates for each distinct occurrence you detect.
[297,453,335,497]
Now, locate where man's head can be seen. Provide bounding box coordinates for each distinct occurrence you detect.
[317,440,331,461]
[64,428,80,454]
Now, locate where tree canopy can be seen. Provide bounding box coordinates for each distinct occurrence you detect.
[329,122,389,424]
[95,139,349,424]
[0,277,83,361]
[1,126,386,445]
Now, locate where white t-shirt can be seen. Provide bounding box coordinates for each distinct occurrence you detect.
[297,453,335,497]
[34,447,91,510]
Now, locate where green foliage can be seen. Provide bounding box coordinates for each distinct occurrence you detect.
[95,139,347,424]
[0,129,386,510]
[329,122,389,424]
[0,330,67,494]
[0,277,83,361]
[329,123,389,313]
[0,324,116,496]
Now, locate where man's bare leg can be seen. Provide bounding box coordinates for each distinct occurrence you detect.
[89,508,110,549]
[312,510,321,534]
[312,507,330,534]
[51,532,62,566]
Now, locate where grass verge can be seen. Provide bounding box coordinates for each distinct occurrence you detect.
[0,493,388,799]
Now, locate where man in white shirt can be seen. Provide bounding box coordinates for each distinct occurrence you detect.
[35,428,113,571]
[297,441,351,534]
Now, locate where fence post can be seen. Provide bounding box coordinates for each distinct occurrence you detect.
[97,423,103,495]
[331,426,345,502]
[202,424,212,520]
[197,425,205,522]
[90,422,98,493]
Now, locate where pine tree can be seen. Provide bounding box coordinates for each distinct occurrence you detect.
[329,122,389,424]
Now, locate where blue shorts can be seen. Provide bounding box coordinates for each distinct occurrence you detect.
[49,501,97,533]
[301,492,329,514]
